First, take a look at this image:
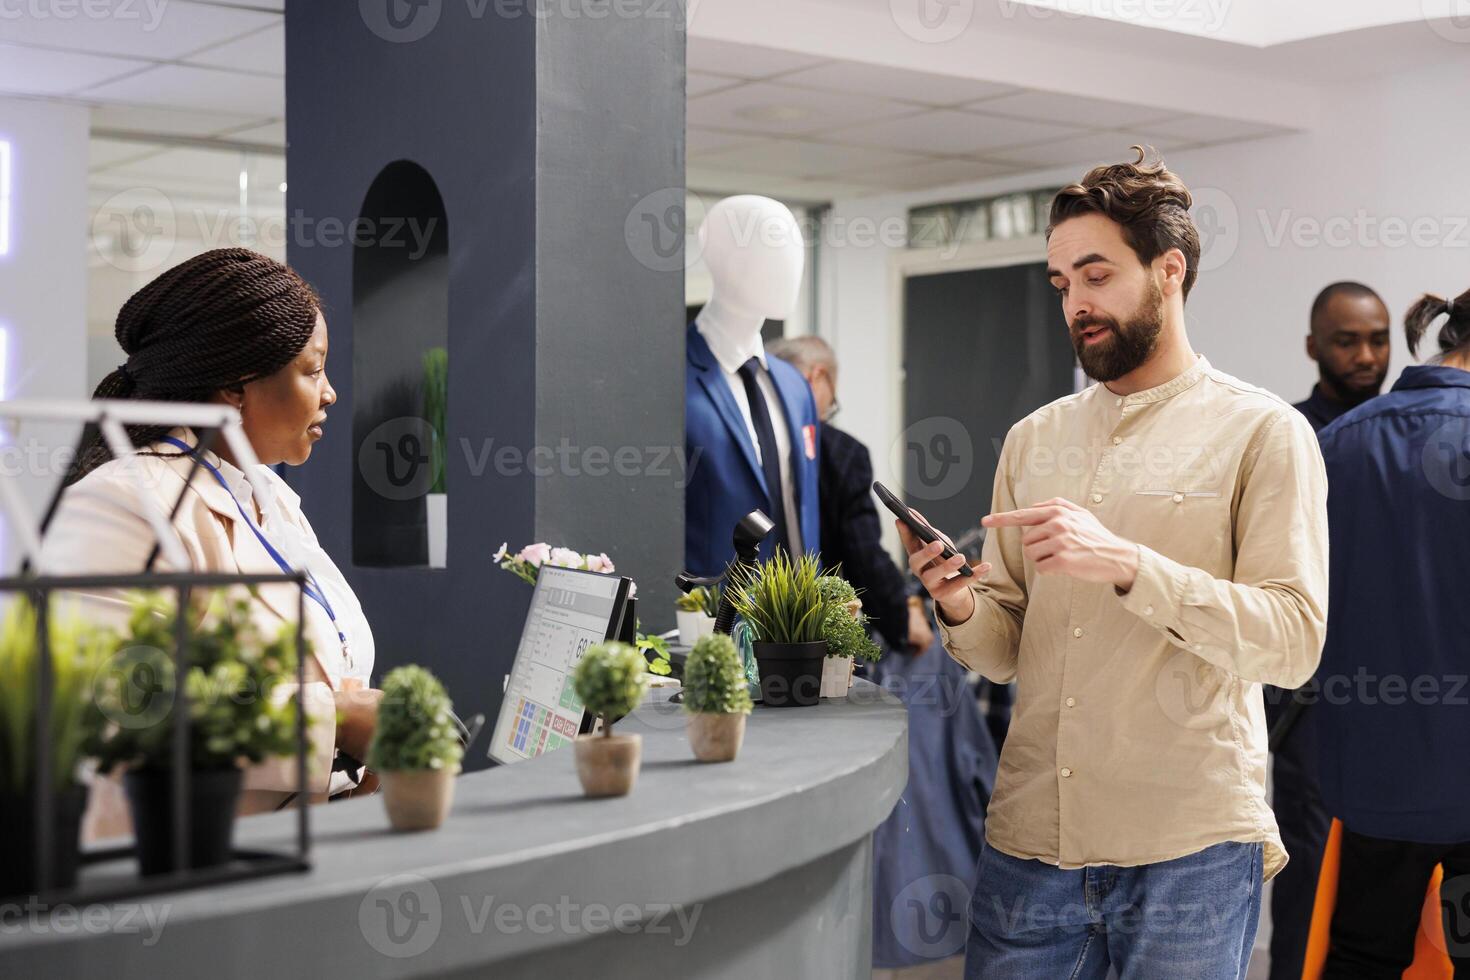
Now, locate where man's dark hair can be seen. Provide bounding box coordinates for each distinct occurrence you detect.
[1047,145,1201,300]
[1310,281,1386,334]
[68,248,321,483]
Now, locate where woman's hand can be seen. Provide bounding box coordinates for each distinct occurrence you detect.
[334,687,383,761]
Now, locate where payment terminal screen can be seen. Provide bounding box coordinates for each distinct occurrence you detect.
[490,566,627,765]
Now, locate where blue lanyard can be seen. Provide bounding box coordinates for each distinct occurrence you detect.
[161,436,346,647]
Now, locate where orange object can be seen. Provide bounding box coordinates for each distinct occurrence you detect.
[1300,818,1453,978]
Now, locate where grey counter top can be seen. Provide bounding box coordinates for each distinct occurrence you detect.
[1,679,908,978]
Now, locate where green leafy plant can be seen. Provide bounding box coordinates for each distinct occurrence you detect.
[90,591,302,773]
[636,629,672,677]
[422,346,448,495]
[367,665,463,772]
[726,551,827,644]
[675,585,719,617]
[0,598,114,795]
[682,634,753,715]
[572,642,648,737]
[818,575,882,662]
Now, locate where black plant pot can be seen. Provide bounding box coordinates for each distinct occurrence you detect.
[0,783,87,897]
[752,640,827,707]
[122,768,244,876]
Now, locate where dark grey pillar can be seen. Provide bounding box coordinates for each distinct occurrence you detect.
[284,1,685,770]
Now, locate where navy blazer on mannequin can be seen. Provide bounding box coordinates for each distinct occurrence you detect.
[685,321,821,577]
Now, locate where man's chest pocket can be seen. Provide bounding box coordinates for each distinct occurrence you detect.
[1116,451,1236,572]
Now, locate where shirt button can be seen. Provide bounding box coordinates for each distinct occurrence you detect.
[1061,767,1073,778]
[1172,493,1184,503]
[1112,436,1122,445]
[1073,627,1084,638]
[1091,493,1103,503]
[1065,697,1076,708]
[1143,605,1155,617]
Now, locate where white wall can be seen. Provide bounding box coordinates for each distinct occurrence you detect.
[822,57,1470,555]
[0,98,89,571]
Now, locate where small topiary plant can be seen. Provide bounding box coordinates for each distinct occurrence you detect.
[572,642,648,738]
[367,665,463,772]
[682,634,753,716]
[818,574,882,663]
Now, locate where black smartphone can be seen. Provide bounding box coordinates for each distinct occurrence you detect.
[872,481,973,578]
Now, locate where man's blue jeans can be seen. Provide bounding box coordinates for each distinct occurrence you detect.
[965,840,1264,979]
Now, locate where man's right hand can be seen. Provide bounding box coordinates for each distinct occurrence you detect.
[896,513,989,628]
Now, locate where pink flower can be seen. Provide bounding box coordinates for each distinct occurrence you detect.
[518,542,551,567]
[492,542,509,563]
[586,552,615,574]
[549,547,584,568]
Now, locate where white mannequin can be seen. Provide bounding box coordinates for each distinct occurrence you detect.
[694,195,807,555]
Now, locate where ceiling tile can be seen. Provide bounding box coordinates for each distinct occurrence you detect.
[778,62,1017,107]
[91,104,267,139]
[0,43,150,96]
[966,89,1178,129]
[692,139,930,179]
[80,64,284,116]
[185,24,284,75]
[687,126,760,154]
[689,81,915,138]
[0,1,278,61]
[841,157,1025,191]
[686,38,826,79]
[688,71,743,98]
[1144,114,1286,142]
[821,109,1082,156]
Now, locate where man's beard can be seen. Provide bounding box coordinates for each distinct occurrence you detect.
[1072,280,1165,383]
[1318,359,1386,406]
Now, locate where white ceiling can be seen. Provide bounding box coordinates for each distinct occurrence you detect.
[0,0,1454,208]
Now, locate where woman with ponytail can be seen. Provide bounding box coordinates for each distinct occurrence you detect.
[1306,286,1470,977]
[43,248,382,832]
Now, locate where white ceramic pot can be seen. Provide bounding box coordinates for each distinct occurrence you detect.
[426,492,447,568]
[676,610,715,646]
[820,655,855,698]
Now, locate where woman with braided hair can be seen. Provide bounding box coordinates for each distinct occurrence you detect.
[43,248,382,834]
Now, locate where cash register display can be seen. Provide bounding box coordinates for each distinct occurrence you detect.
[490,565,629,765]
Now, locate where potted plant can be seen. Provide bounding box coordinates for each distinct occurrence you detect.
[675,585,718,646]
[570,642,648,797]
[423,346,448,568]
[727,551,829,707]
[682,634,752,763]
[0,599,111,896]
[91,592,301,876]
[817,575,883,698]
[367,665,463,831]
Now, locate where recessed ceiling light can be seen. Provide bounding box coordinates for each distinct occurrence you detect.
[733,104,811,123]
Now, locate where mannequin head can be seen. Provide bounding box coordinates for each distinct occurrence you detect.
[699,195,804,327]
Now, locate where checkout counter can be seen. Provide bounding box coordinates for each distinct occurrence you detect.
[0,681,907,979]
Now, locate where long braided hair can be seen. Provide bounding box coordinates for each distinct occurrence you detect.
[68,248,321,484]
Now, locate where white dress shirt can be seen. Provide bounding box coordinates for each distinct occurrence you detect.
[695,319,803,555]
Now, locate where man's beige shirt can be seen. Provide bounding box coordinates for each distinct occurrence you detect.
[938,355,1327,880]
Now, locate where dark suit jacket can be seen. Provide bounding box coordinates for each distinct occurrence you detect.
[818,424,910,651]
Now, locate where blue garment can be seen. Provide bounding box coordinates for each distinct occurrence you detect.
[866,625,996,969]
[684,322,821,576]
[1315,364,1470,843]
[965,840,1264,979]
